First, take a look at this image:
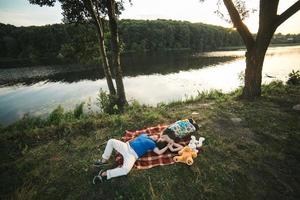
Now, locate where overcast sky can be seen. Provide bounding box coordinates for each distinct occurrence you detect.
[0,0,299,34]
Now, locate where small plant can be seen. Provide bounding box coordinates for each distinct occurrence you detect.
[287,70,300,85]
[48,105,64,125]
[238,70,245,85]
[86,97,93,114]
[125,100,144,114]
[96,89,119,114]
[74,102,85,119]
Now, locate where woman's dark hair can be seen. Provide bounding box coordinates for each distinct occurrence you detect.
[162,128,176,140]
[189,118,199,131]
[156,141,168,149]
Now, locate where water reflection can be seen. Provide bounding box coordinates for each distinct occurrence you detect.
[0,53,237,87]
[0,46,299,125]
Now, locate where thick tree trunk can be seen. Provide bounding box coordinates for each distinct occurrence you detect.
[242,0,278,99]
[223,0,300,99]
[242,49,266,99]
[83,0,116,95]
[107,0,127,109]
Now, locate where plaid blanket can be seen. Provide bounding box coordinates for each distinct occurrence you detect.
[115,124,191,170]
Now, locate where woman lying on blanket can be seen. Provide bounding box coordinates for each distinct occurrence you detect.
[93,130,183,184]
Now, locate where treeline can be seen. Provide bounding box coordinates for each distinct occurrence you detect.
[0,23,100,66]
[119,19,243,52]
[0,19,299,67]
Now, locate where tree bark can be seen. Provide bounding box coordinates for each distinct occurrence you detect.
[223,0,254,50]
[242,0,279,99]
[107,0,127,109]
[275,0,300,27]
[83,0,116,95]
[243,47,265,98]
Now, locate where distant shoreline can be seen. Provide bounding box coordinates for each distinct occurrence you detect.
[218,42,300,51]
[1,43,299,69]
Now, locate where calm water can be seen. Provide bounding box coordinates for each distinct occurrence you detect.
[0,45,300,125]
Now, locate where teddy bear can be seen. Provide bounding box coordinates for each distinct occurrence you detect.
[173,146,198,165]
[173,135,205,165]
[188,135,205,153]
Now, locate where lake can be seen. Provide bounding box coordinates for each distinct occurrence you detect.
[0,45,300,125]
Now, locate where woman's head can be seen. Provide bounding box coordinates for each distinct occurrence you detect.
[149,133,171,149]
[189,118,200,131]
[161,128,176,142]
[149,134,159,141]
[156,141,168,149]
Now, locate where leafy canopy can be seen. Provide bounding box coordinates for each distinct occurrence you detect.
[29,0,126,23]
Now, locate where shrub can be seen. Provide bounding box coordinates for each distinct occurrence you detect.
[125,100,144,114]
[10,114,46,131]
[196,89,226,101]
[74,102,85,119]
[287,70,300,85]
[48,105,64,125]
[262,80,285,95]
[96,89,119,114]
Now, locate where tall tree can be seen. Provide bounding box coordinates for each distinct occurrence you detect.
[29,0,128,107]
[106,0,127,108]
[82,0,116,96]
[207,0,300,99]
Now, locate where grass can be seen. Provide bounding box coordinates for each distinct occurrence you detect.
[0,82,300,200]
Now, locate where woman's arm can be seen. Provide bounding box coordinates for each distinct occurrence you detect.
[169,142,183,152]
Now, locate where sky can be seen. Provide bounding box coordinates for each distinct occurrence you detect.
[0,0,299,34]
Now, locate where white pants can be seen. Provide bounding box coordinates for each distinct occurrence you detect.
[102,139,138,179]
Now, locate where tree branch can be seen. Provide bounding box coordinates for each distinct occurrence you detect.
[275,0,300,27]
[223,0,255,50]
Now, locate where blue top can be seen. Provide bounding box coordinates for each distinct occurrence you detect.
[129,134,156,158]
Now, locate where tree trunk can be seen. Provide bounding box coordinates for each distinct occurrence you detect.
[83,0,116,95]
[242,48,266,99]
[242,0,278,99]
[223,0,300,99]
[107,0,127,109]
[97,31,116,95]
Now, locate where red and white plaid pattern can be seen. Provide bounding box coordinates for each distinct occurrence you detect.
[115,124,192,170]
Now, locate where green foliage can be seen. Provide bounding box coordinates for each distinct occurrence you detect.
[48,105,64,125]
[119,19,243,52]
[1,20,300,67]
[96,89,119,114]
[230,86,244,98]
[287,70,300,85]
[261,80,286,95]
[238,70,245,85]
[0,20,244,67]
[74,102,85,119]
[190,89,228,102]
[9,114,46,131]
[125,100,144,113]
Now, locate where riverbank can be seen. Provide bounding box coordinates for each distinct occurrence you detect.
[218,42,300,51]
[1,81,299,199]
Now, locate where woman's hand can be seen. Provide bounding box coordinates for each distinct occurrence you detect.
[168,142,183,152]
[168,141,174,146]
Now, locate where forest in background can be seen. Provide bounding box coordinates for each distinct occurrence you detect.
[0,19,299,68]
